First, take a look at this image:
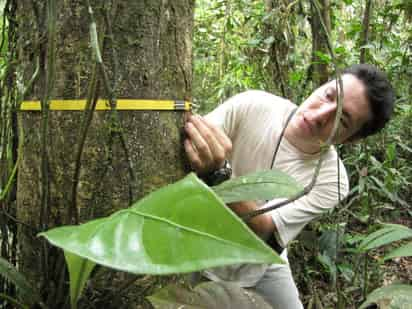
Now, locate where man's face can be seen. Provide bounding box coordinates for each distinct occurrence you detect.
[286,74,371,153]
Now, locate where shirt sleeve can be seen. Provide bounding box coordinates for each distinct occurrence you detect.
[204,91,260,139]
[268,160,349,247]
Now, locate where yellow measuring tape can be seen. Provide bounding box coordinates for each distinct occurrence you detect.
[20,99,192,111]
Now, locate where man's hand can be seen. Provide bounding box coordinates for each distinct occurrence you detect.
[184,114,232,175]
[184,116,278,246]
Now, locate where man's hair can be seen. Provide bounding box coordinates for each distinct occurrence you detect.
[343,64,395,139]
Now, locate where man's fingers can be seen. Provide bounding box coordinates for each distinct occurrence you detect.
[184,139,203,172]
[188,115,227,165]
[203,118,232,155]
[184,114,232,174]
[185,120,214,166]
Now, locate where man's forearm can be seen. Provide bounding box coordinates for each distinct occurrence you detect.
[228,201,276,241]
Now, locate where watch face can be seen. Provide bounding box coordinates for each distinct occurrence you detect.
[211,165,232,185]
[203,160,232,186]
[215,170,229,183]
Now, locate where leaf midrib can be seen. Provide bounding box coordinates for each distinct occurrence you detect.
[124,208,271,257]
[214,179,298,192]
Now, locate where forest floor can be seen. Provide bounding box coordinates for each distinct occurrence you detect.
[290,213,412,309]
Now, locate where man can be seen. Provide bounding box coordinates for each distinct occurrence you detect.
[184,64,395,308]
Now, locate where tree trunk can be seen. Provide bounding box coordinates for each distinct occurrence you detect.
[15,0,194,307]
[310,0,331,86]
[264,0,295,99]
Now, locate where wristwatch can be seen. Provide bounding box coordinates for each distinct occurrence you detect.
[202,160,232,186]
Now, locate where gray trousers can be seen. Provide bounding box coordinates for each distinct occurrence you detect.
[190,263,303,309]
[251,263,303,309]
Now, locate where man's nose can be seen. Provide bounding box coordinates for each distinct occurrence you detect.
[310,103,336,125]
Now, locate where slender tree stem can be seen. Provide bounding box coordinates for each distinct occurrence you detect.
[360,0,372,64]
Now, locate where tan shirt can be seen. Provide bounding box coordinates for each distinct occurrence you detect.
[203,90,349,286]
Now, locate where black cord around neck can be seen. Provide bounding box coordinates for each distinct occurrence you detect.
[270,107,297,169]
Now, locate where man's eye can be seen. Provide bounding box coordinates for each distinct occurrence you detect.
[324,87,336,102]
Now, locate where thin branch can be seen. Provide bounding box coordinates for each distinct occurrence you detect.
[0,57,39,210]
[22,56,40,100]
[1,55,39,202]
[69,65,99,225]
[311,2,346,304]
[0,293,29,309]
[218,1,230,86]
[272,47,288,98]
[39,0,57,231]
[0,209,36,232]
[0,156,17,202]
[87,1,136,203]
[103,4,119,92]
[0,0,10,52]
[38,0,57,290]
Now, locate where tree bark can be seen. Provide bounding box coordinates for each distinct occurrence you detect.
[310,0,331,86]
[15,0,194,307]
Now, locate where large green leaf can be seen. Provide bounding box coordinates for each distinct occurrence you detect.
[0,257,40,306]
[212,170,303,203]
[359,284,412,309]
[64,252,96,309]
[148,281,272,309]
[39,173,283,276]
[358,223,412,252]
[384,241,412,261]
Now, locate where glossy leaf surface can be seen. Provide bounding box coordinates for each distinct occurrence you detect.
[358,223,412,252]
[148,281,272,309]
[359,284,412,309]
[64,252,96,309]
[212,170,303,203]
[384,241,412,261]
[40,173,283,275]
